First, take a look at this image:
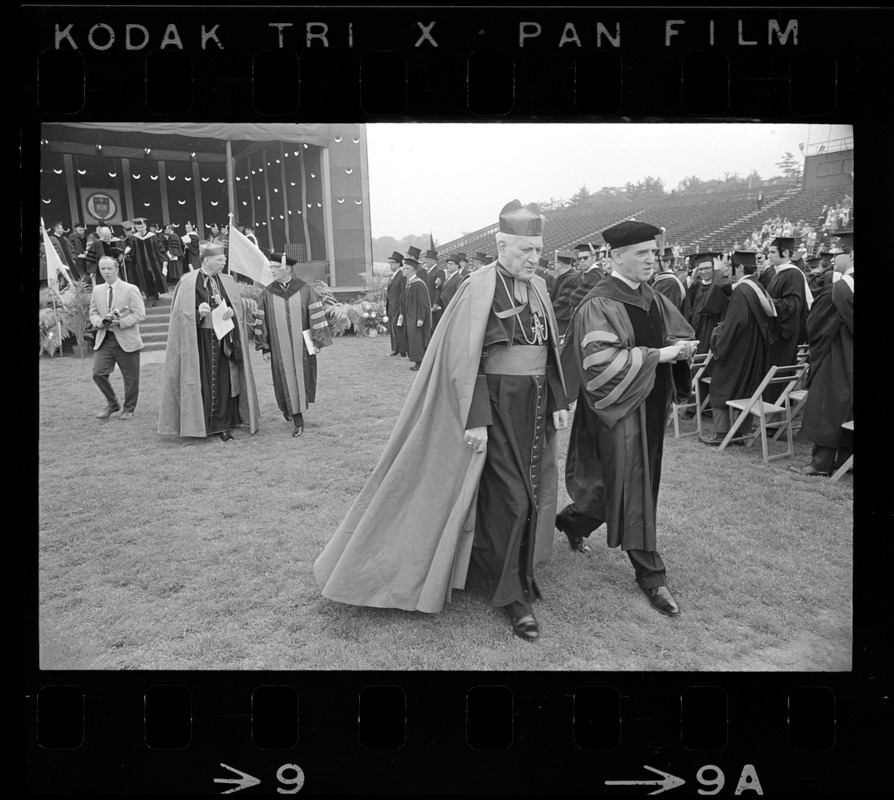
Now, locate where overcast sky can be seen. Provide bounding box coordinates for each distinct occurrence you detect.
[366,123,853,243]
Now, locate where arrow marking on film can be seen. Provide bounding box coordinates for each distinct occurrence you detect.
[214,763,261,794]
[605,764,686,795]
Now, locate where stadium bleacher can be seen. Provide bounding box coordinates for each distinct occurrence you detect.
[437,184,853,260]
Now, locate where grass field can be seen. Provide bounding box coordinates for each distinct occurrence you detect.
[38,332,853,671]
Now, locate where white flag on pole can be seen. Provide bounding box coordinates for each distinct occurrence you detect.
[40,219,74,293]
[227,221,274,286]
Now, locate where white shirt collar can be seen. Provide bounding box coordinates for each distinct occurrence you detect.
[610,270,641,291]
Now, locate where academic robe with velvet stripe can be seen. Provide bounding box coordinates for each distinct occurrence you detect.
[314,264,563,613]
[651,271,686,310]
[255,277,332,418]
[560,278,695,552]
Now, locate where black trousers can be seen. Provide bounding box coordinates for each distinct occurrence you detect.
[92,332,140,412]
[556,504,667,589]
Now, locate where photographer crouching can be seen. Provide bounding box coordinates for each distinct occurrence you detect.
[88,255,146,420]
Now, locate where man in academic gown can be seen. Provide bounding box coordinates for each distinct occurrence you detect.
[49,222,79,284]
[683,252,730,354]
[558,220,697,617]
[548,252,582,338]
[182,222,201,272]
[84,225,124,285]
[254,253,332,438]
[126,217,167,307]
[651,246,686,310]
[700,251,777,444]
[162,222,184,286]
[157,243,260,442]
[791,231,854,476]
[68,222,89,280]
[766,235,813,401]
[314,200,569,642]
[397,256,432,370]
[385,251,407,357]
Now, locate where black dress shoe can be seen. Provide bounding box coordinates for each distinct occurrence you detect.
[790,464,829,477]
[292,425,304,438]
[283,412,293,422]
[640,585,681,617]
[508,612,540,642]
[409,364,420,371]
[563,530,591,553]
[217,431,234,442]
[95,406,120,420]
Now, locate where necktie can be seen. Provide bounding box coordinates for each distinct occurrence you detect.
[107,284,113,311]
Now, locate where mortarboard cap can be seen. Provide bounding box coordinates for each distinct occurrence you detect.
[732,250,757,268]
[538,258,550,268]
[770,236,797,253]
[833,230,854,252]
[73,221,86,229]
[602,220,663,249]
[662,246,674,258]
[499,200,544,236]
[268,251,297,266]
[556,252,575,265]
[689,251,720,267]
[388,251,404,263]
[575,242,595,253]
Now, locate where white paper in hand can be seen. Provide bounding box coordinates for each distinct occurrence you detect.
[302,329,314,355]
[212,300,235,340]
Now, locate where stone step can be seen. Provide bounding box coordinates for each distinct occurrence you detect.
[142,342,168,353]
[141,332,169,343]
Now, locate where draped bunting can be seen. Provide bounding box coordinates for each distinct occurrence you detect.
[55,122,332,148]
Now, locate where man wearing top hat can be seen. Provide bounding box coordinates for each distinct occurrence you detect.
[126,217,167,307]
[385,251,407,357]
[548,251,582,338]
[766,235,813,400]
[253,253,332,438]
[792,231,853,477]
[439,254,463,311]
[397,254,432,370]
[315,200,569,643]
[468,251,488,275]
[421,248,446,329]
[651,246,686,310]
[456,252,470,279]
[700,251,777,445]
[157,242,260,442]
[558,220,697,617]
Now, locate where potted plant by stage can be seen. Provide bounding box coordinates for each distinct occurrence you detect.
[58,279,96,357]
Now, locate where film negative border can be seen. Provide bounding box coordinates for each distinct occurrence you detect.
[23,3,891,795]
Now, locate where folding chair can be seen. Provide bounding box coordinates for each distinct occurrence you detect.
[668,352,712,438]
[771,363,809,442]
[829,420,854,482]
[795,342,810,364]
[717,363,809,463]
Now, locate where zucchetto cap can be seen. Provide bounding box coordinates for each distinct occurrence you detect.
[602,220,662,249]
[499,200,544,237]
